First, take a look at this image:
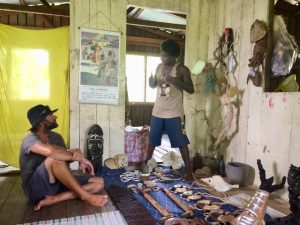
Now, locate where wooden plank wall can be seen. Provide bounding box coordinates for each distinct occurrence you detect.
[186,0,299,200]
[70,0,124,162]
[69,0,187,162]
[127,103,153,126]
[70,0,300,200]
[126,25,161,53]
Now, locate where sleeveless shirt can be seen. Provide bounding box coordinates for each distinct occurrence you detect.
[152,63,184,118]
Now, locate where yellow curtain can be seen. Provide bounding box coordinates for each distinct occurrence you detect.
[0,24,70,168]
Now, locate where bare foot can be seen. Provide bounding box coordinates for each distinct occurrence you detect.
[183,173,194,182]
[84,194,108,207]
[34,196,57,210]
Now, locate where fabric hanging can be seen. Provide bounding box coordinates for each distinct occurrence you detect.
[0,24,70,167]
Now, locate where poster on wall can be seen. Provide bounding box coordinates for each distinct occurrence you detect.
[79,27,120,105]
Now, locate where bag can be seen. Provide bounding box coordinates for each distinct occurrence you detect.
[124,126,149,164]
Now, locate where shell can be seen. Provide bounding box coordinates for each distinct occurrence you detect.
[203,204,220,211]
[175,187,188,193]
[188,195,202,201]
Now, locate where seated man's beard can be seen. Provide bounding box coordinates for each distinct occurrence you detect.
[44,121,58,131]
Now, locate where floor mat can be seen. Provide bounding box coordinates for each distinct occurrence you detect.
[18,211,128,225]
[0,161,19,174]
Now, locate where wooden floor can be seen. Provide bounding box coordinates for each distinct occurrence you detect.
[0,173,120,225]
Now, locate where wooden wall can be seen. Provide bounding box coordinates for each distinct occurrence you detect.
[128,103,153,126]
[187,0,300,200]
[126,25,161,54]
[69,0,187,161]
[70,0,300,199]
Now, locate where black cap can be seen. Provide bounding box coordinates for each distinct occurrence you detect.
[27,104,58,129]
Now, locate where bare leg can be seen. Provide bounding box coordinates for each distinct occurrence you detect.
[34,177,107,210]
[179,146,193,181]
[40,158,107,208]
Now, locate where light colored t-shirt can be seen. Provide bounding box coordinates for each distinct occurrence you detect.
[152,63,184,118]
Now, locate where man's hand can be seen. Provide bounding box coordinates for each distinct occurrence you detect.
[166,76,183,88]
[149,74,157,88]
[71,149,95,175]
[79,158,95,176]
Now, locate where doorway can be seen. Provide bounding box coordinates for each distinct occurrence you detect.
[125,5,186,127]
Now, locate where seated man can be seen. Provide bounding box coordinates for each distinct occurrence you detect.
[19,104,107,210]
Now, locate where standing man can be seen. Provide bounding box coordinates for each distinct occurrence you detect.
[147,39,194,180]
[20,104,108,210]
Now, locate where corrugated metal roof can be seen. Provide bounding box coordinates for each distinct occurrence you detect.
[137,8,186,25]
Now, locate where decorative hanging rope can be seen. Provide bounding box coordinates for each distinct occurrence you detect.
[78,8,123,34]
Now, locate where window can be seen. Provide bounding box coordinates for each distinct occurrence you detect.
[126,54,161,102]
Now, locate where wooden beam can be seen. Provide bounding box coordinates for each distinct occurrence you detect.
[0,3,69,17]
[19,0,27,5]
[131,8,144,19]
[170,13,186,19]
[130,26,185,41]
[127,6,135,16]
[136,27,184,41]
[0,10,17,17]
[40,15,54,27]
[127,36,184,47]
[127,18,186,31]
[40,0,52,9]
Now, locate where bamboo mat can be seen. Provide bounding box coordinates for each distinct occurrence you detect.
[18,211,128,225]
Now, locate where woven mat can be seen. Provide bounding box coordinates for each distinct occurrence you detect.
[18,211,128,225]
[107,185,155,225]
[99,167,242,224]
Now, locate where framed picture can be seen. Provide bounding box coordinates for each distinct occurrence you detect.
[79,27,120,105]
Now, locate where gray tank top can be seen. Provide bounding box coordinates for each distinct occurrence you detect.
[152,63,184,118]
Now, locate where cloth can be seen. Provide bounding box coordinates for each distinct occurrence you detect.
[152,63,184,118]
[149,116,189,148]
[0,24,70,168]
[25,161,91,201]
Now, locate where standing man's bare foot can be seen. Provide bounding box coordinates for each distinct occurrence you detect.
[84,194,108,207]
[183,175,194,181]
[183,170,194,181]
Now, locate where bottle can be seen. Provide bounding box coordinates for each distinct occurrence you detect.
[219,155,225,177]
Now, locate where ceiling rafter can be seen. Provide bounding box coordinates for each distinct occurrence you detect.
[127,36,184,47]
[127,18,186,31]
[19,0,27,5]
[40,0,52,9]
[40,14,54,27]
[170,13,186,19]
[131,8,144,19]
[0,10,17,17]
[0,3,69,17]
[130,25,184,41]
[127,6,135,16]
